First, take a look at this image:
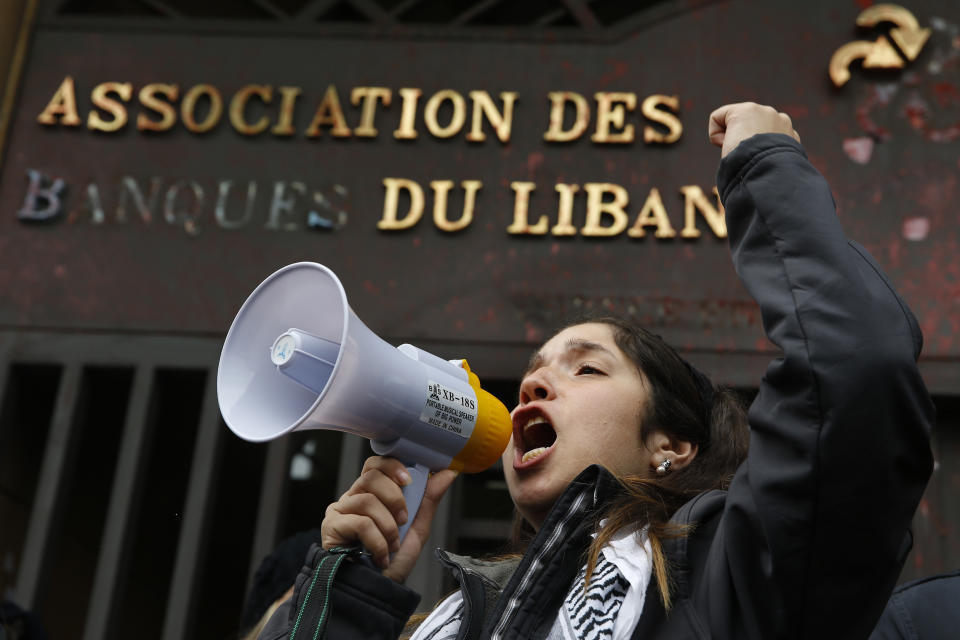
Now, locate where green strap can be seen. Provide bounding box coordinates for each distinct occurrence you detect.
[290,547,355,640]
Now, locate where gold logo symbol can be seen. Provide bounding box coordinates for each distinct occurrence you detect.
[829,4,931,87]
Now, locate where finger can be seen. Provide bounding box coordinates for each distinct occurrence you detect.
[382,470,458,583]
[707,105,734,145]
[333,492,404,551]
[323,512,392,567]
[360,455,415,488]
[346,468,409,520]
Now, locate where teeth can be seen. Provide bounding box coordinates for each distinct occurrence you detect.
[523,416,548,433]
[522,447,549,463]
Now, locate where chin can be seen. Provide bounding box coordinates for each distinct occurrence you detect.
[510,481,564,528]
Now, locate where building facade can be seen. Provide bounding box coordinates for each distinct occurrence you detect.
[1,1,958,638]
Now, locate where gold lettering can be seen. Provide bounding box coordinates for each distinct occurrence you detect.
[432,180,480,232]
[628,188,676,238]
[137,84,179,132]
[543,91,589,142]
[642,94,682,144]
[379,178,424,230]
[393,88,421,140]
[87,82,132,132]
[582,183,629,236]
[424,90,466,138]
[680,185,726,238]
[506,182,548,235]
[181,84,223,134]
[305,85,352,138]
[271,86,301,136]
[552,184,579,236]
[592,92,636,144]
[37,75,81,126]
[466,91,517,143]
[351,87,392,137]
[230,85,273,136]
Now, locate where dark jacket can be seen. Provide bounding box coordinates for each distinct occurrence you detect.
[869,571,960,640]
[259,134,934,640]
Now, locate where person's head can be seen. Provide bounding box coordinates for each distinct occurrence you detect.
[503,316,748,530]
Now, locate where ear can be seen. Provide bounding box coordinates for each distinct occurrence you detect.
[643,429,698,473]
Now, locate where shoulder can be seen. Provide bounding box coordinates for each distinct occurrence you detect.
[870,571,960,640]
[671,489,727,526]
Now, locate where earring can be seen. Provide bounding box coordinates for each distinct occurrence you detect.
[655,459,672,475]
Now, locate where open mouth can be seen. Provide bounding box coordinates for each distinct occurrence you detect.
[519,416,557,464]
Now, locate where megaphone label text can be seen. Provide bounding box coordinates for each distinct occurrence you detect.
[421,381,478,437]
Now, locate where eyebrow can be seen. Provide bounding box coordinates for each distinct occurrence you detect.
[521,339,615,378]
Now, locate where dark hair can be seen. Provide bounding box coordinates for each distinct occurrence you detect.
[512,315,749,608]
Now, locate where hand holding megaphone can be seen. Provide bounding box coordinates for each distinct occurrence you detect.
[217,263,512,553]
[324,455,458,579]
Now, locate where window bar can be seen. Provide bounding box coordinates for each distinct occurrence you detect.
[13,362,80,610]
[334,435,366,498]
[346,0,391,24]
[82,365,155,640]
[245,437,291,592]
[160,368,222,640]
[295,0,341,20]
[560,0,599,28]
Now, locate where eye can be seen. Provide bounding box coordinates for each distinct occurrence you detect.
[575,363,605,375]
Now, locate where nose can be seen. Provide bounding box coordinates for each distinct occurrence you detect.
[517,369,555,405]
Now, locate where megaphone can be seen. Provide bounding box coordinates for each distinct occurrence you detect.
[217,262,512,543]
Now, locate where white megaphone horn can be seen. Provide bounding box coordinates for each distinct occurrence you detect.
[217,262,512,543]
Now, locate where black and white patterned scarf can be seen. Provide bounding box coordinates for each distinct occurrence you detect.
[547,551,630,640]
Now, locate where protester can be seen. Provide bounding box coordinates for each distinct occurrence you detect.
[257,103,934,639]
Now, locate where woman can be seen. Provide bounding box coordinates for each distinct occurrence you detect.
[258,104,934,640]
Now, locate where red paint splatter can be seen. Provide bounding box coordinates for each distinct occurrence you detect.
[782,104,810,119]
[933,83,960,107]
[362,280,381,294]
[525,322,543,343]
[855,0,873,9]
[855,87,893,141]
[526,151,544,175]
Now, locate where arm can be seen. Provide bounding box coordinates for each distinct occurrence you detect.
[257,544,421,640]
[258,457,456,639]
[711,104,934,637]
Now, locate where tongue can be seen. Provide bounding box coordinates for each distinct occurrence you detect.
[522,447,549,463]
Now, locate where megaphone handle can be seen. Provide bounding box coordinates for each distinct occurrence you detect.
[396,462,431,545]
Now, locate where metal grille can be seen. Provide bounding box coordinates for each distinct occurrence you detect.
[0,331,520,638]
[41,0,720,41]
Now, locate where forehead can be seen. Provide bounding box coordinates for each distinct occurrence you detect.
[524,322,627,373]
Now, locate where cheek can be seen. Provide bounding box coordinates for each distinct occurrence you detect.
[501,435,515,465]
[588,414,646,471]
[501,437,517,479]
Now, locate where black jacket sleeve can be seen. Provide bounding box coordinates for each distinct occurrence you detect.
[707,134,934,638]
[258,544,420,640]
